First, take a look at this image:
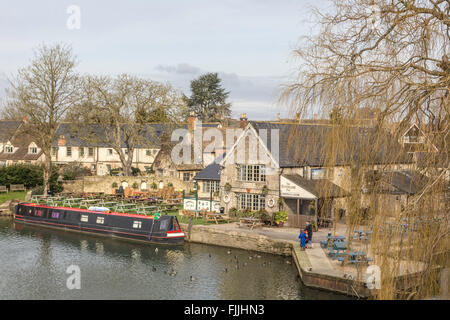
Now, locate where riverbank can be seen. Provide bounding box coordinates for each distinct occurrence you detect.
[180,221,435,299]
[180,222,373,298]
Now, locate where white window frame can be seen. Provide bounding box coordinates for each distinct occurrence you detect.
[81,215,89,222]
[96,216,104,224]
[132,221,142,229]
[66,147,72,157]
[4,146,13,153]
[29,147,38,154]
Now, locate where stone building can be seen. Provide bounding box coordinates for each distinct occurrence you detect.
[219,120,414,228]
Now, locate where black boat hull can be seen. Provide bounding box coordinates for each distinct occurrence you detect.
[14,203,185,245]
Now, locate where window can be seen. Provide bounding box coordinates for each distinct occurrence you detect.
[66,147,72,157]
[237,164,266,182]
[311,168,326,180]
[106,164,111,172]
[237,193,265,211]
[51,211,60,219]
[183,172,190,181]
[79,147,85,157]
[29,147,37,154]
[108,149,113,155]
[91,164,96,171]
[88,147,94,157]
[35,209,43,217]
[133,221,142,229]
[51,147,57,156]
[96,216,104,224]
[146,150,151,156]
[4,146,13,153]
[203,180,220,193]
[80,215,88,222]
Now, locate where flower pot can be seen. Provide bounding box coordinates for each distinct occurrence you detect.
[278,221,284,227]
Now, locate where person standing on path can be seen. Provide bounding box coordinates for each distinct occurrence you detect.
[305,221,313,244]
[298,230,307,251]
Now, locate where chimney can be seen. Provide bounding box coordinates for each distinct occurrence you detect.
[57,135,66,146]
[240,113,248,129]
[188,111,197,131]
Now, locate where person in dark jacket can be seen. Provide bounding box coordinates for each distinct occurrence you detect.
[305,221,313,244]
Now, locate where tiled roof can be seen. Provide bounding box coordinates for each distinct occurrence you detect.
[251,121,413,167]
[193,161,221,180]
[0,120,21,142]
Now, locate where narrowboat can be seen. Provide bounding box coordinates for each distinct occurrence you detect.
[14,202,185,245]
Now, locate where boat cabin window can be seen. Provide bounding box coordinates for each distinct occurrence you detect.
[35,209,43,217]
[96,217,105,224]
[132,221,142,229]
[159,219,170,231]
[51,211,60,219]
[80,215,89,222]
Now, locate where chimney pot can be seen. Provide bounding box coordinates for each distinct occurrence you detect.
[240,113,248,129]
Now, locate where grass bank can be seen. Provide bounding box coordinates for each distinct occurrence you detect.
[0,191,27,205]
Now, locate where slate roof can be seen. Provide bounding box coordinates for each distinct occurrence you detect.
[0,132,43,161]
[0,120,21,142]
[282,174,347,198]
[53,123,178,148]
[193,161,221,181]
[250,121,413,167]
[366,170,429,195]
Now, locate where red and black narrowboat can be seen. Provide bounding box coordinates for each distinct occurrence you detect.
[14,203,185,245]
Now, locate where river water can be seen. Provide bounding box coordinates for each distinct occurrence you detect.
[0,218,349,300]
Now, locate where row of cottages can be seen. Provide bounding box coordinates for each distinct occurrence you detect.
[0,120,45,166]
[217,120,416,228]
[51,123,164,175]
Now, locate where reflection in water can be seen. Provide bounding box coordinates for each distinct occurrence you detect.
[0,218,350,300]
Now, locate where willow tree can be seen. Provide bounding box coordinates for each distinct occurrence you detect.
[5,43,80,195]
[282,0,448,299]
[69,74,186,176]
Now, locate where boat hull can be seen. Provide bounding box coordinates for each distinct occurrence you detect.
[14,203,185,245]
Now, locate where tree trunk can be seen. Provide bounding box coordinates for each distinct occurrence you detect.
[43,157,51,196]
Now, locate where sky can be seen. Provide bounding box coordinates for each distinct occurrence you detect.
[0,0,330,120]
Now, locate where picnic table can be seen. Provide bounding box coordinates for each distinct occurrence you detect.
[205,212,226,224]
[79,199,101,209]
[337,250,372,266]
[238,217,262,230]
[63,198,84,207]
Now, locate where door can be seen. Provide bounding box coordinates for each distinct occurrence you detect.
[284,198,301,228]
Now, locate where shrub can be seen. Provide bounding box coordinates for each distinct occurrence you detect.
[132,182,139,189]
[0,163,61,192]
[151,182,158,189]
[131,167,140,176]
[274,211,288,224]
[228,207,238,217]
[112,182,118,188]
[61,162,91,180]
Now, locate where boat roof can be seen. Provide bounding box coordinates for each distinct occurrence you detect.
[21,203,162,220]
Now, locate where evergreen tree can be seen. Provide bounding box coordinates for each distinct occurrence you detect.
[185,73,231,121]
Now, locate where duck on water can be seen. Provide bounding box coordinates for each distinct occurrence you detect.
[13,202,185,245]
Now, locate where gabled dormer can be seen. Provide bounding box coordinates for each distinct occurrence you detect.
[3,141,15,154]
[28,142,39,155]
[400,123,438,153]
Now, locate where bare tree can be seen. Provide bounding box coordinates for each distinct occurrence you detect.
[69,74,186,176]
[282,0,449,299]
[5,43,80,195]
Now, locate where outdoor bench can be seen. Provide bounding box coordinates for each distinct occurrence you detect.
[0,186,7,193]
[10,184,25,192]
